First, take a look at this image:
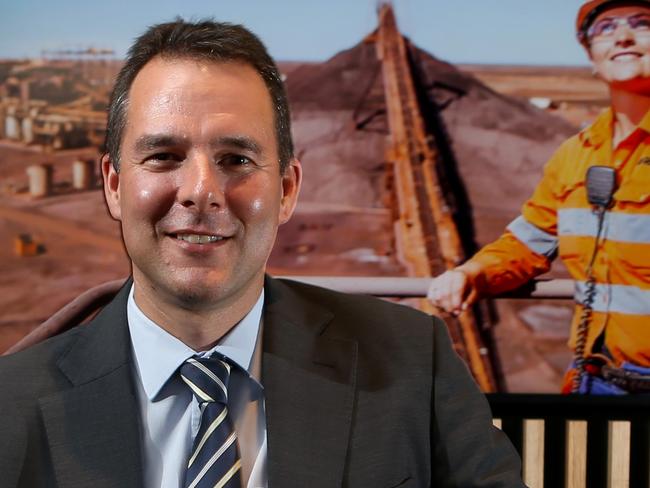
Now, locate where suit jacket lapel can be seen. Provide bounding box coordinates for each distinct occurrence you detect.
[39,280,143,487]
[263,277,358,488]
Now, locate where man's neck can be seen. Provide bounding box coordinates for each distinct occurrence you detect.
[132,276,264,351]
[610,88,650,147]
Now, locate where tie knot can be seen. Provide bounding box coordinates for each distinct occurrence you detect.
[180,355,232,405]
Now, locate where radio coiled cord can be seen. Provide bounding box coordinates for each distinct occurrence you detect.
[571,206,607,393]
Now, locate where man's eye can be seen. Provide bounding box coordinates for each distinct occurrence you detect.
[142,153,183,168]
[221,155,253,167]
[147,153,178,162]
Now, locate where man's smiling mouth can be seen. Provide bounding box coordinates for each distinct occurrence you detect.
[173,233,226,244]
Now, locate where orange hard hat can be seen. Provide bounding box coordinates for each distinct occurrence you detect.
[576,0,650,46]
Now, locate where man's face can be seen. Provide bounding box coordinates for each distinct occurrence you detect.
[102,57,301,311]
[589,5,650,92]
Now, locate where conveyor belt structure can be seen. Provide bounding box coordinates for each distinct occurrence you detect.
[375,4,495,391]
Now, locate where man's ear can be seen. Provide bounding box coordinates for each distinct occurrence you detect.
[101,154,122,221]
[278,158,302,225]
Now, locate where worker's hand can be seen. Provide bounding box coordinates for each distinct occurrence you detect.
[427,269,478,316]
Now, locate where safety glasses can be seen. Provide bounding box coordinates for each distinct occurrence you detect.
[588,13,650,42]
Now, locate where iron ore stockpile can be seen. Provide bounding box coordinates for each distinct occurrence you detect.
[277,5,576,391]
[2,7,581,391]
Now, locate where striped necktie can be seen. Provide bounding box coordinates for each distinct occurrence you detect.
[180,355,242,488]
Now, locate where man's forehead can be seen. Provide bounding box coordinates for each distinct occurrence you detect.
[131,56,265,92]
[125,56,273,121]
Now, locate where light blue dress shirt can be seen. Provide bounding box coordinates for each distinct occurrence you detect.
[127,285,267,488]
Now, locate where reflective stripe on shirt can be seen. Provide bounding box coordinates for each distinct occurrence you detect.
[575,281,650,315]
[507,215,558,257]
[559,208,650,244]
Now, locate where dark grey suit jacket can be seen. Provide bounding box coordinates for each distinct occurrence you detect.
[0,276,525,487]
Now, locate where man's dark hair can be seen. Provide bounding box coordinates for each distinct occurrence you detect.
[105,18,293,172]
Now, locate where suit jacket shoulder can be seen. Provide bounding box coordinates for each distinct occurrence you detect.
[268,276,435,352]
[0,279,142,488]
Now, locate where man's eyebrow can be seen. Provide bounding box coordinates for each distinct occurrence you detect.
[133,134,185,153]
[212,135,263,156]
[132,134,264,156]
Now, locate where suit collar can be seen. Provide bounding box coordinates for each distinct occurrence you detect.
[41,278,143,486]
[263,276,358,487]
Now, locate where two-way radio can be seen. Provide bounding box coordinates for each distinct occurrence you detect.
[572,165,617,393]
[586,166,617,208]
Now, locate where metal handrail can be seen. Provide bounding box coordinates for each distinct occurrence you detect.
[279,276,575,299]
[3,276,574,356]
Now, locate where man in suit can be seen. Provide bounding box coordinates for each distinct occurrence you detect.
[0,19,525,487]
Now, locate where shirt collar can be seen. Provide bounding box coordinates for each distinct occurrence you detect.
[579,107,613,148]
[580,107,650,147]
[127,284,264,401]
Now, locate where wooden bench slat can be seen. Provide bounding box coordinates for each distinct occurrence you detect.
[566,420,588,488]
[608,421,630,488]
[523,419,545,488]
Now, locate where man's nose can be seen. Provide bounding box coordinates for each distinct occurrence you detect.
[177,155,224,211]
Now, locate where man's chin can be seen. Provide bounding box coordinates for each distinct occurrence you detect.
[165,274,262,312]
[168,282,230,310]
[133,265,265,313]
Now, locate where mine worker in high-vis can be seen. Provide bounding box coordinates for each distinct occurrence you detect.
[429,0,650,394]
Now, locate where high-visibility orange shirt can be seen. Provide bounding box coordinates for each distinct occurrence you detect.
[468,108,650,367]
